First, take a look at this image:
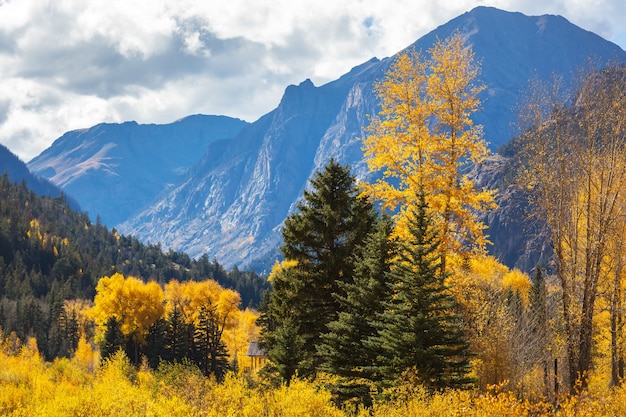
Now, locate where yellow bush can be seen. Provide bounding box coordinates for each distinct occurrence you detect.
[6,328,626,417]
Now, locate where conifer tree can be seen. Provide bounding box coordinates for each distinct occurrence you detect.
[100,316,125,361]
[66,308,80,354]
[145,318,168,369]
[318,214,396,404]
[260,266,306,382]
[194,303,229,381]
[165,304,191,363]
[261,159,376,379]
[372,190,473,390]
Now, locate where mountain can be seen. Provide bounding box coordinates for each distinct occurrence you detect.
[30,7,626,272]
[415,7,626,147]
[28,115,248,226]
[0,144,79,210]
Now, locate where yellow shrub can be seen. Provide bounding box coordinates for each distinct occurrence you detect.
[266,378,345,417]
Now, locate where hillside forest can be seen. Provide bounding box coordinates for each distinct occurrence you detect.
[1,32,626,416]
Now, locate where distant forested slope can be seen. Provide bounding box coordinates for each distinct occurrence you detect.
[0,173,268,358]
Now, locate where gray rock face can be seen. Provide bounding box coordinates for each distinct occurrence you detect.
[28,7,626,271]
[28,115,248,226]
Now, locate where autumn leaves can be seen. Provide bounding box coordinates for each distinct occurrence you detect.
[88,273,258,376]
[362,32,495,273]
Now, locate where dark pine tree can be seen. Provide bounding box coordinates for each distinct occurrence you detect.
[261,159,376,380]
[164,304,192,363]
[65,308,80,354]
[193,303,229,381]
[45,291,65,360]
[372,190,473,390]
[317,214,396,405]
[100,316,125,361]
[144,318,168,369]
[257,275,304,383]
[259,266,306,382]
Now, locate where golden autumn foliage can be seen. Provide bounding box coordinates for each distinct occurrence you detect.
[163,279,240,327]
[222,308,260,373]
[85,272,262,376]
[516,64,626,389]
[362,32,495,271]
[5,332,626,416]
[89,273,164,345]
[446,255,540,391]
[267,259,298,283]
[63,298,94,339]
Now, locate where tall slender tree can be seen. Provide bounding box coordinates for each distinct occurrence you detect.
[361,32,495,273]
[318,214,396,404]
[100,316,125,361]
[164,304,191,363]
[372,190,473,390]
[261,159,377,380]
[516,64,626,389]
[194,303,230,381]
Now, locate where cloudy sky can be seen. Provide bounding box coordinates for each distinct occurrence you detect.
[1,0,625,162]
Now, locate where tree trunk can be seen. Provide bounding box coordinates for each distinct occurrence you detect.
[611,255,623,387]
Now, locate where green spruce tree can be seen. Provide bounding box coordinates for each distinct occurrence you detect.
[193,303,229,381]
[260,267,306,382]
[318,214,396,405]
[261,158,376,380]
[100,316,125,361]
[373,190,473,390]
[165,304,191,363]
[144,318,168,369]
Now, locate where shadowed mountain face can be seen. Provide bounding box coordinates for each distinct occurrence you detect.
[0,144,79,210]
[28,7,626,271]
[28,115,248,226]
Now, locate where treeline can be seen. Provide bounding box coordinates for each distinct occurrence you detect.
[258,160,540,406]
[0,173,268,360]
[91,274,253,381]
[257,34,626,409]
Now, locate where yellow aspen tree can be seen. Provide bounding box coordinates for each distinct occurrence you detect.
[517,64,626,390]
[221,308,260,373]
[608,195,626,387]
[89,273,164,348]
[449,254,534,390]
[362,32,495,273]
[73,335,98,373]
[163,279,240,328]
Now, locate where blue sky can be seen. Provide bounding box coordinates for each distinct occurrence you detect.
[1,0,625,161]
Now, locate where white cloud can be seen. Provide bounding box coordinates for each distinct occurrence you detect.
[0,0,624,161]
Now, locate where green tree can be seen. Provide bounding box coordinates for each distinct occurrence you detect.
[145,318,168,369]
[259,264,306,382]
[100,316,125,361]
[193,303,230,381]
[372,190,473,390]
[318,214,396,405]
[265,315,306,383]
[261,159,377,379]
[165,304,192,363]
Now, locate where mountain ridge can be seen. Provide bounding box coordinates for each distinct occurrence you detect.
[0,144,79,210]
[28,114,248,226]
[28,7,626,272]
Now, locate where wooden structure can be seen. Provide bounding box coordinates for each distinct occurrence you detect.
[245,341,268,373]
